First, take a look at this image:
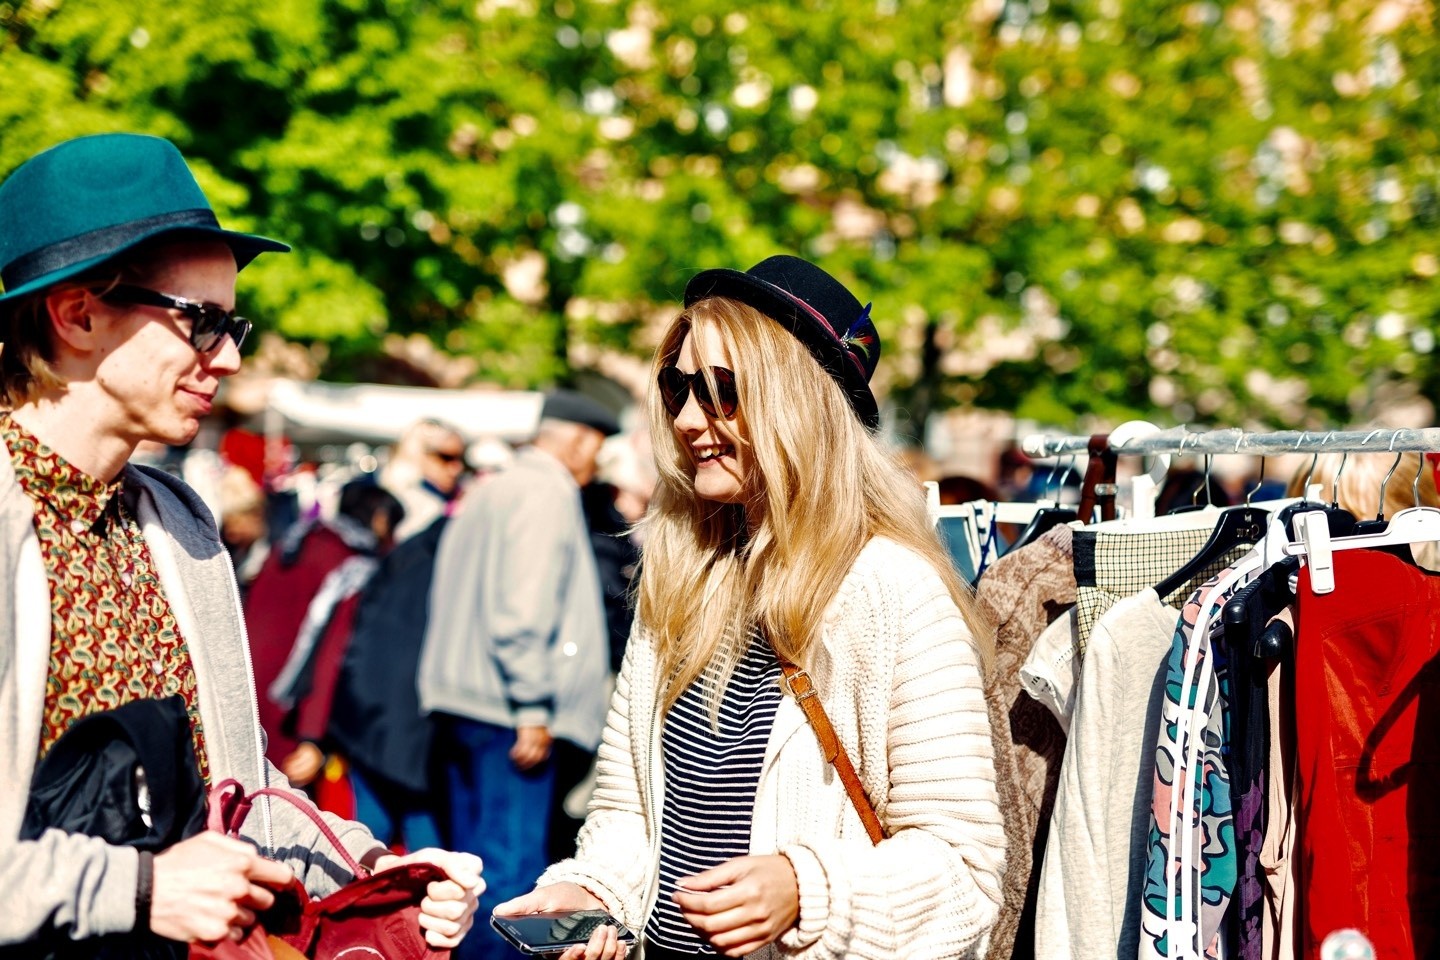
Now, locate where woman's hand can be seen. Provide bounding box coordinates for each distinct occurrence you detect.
[371,848,484,949]
[672,854,800,957]
[494,882,627,960]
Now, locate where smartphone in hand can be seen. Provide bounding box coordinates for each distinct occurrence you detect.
[490,910,637,956]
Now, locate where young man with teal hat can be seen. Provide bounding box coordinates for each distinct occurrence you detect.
[0,134,483,951]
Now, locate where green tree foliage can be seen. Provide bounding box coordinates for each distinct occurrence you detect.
[3,0,1438,432]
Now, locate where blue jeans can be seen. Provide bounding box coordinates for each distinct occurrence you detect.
[349,765,442,852]
[439,716,556,960]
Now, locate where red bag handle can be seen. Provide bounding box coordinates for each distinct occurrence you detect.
[207,779,370,878]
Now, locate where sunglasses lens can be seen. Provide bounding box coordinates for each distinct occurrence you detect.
[230,318,251,351]
[658,366,738,419]
[658,366,689,416]
[690,375,715,416]
[190,307,223,352]
[193,311,249,352]
[709,367,738,419]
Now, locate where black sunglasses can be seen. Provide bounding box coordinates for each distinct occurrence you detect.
[657,365,739,419]
[102,284,253,353]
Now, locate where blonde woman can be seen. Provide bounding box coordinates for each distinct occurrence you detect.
[496,256,1005,959]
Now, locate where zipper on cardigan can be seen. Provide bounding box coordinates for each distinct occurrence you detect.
[217,544,277,856]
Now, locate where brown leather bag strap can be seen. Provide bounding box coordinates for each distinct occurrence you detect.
[1076,432,1119,523]
[777,660,885,845]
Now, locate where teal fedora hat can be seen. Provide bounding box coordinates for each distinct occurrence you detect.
[0,133,288,303]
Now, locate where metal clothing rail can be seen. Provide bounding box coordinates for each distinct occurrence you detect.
[1020,426,1440,459]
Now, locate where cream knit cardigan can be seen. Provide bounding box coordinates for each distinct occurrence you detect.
[538,537,1006,959]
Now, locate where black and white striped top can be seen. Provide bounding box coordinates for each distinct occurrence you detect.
[643,637,783,954]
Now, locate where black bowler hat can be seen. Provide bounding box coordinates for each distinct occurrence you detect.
[683,255,882,430]
[542,389,621,437]
[0,133,289,304]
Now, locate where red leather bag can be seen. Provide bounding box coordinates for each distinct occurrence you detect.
[189,779,448,960]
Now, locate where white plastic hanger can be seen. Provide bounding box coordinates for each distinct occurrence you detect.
[931,494,982,580]
[1107,419,1172,520]
[1284,505,1440,594]
[929,486,1028,537]
[1283,443,1440,594]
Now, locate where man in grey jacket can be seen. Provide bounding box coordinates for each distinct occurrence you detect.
[420,389,616,960]
[0,133,481,950]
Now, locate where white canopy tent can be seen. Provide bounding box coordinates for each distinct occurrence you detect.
[262,379,545,446]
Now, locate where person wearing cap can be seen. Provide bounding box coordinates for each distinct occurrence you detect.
[383,418,471,543]
[419,388,618,960]
[0,134,482,950]
[496,257,1006,959]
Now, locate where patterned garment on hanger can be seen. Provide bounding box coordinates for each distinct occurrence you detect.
[1071,511,1258,654]
[1138,559,1257,960]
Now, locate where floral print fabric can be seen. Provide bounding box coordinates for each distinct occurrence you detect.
[3,414,209,778]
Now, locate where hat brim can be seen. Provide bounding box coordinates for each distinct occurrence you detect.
[684,268,880,430]
[0,225,288,303]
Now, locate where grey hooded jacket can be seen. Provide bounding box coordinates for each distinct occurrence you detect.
[0,451,381,944]
[418,446,609,749]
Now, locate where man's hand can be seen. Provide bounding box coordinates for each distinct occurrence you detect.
[672,854,800,957]
[371,848,485,949]
[510,725,553,770]
[149,832,294,943]
[279,741,325,787]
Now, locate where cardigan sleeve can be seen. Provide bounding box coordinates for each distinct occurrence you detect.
[535,629,654,928]
[780,555,1006,960]
[0,833,140,942]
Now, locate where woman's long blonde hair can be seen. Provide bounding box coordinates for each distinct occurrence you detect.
[637,296,993,712]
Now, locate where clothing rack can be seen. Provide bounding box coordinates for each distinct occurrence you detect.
[1021,426,1440,458]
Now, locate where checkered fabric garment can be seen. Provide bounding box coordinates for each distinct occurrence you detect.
[1072,520,1254,655]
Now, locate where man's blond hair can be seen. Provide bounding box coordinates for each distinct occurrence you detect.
[0,240,192,408]
[0,291,66,407]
